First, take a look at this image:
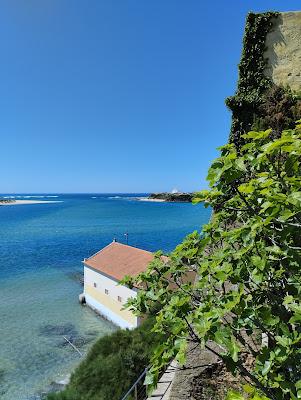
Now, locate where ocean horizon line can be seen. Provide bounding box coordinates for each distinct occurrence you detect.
[0,192,152,195]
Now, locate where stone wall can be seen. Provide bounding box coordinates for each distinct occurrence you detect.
[264,11,301,91]
[168,344,219,400]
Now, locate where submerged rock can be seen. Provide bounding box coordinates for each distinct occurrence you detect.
[0,368,5,382]
[36,374,71,399]
[85,329,99,337]
[56,374,71,386]
[48,374,71,391]
[39,323,77,337]
[0,373,7,396]
[57,333,95,349]
[66,271,84,285]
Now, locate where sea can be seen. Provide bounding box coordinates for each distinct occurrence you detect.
[0,193,211,400]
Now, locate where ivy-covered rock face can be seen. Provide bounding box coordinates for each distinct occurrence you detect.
[226,12,279,148]
[226,11,301,154]
[124,123,301,400]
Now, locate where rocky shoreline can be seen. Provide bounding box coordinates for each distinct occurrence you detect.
[0,199,61,206]
[0,199,15,205]
[148,192,193,202]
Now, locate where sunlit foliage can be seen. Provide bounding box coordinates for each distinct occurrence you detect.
[124,124,301,400]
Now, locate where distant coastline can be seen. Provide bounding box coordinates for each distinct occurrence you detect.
[137,197,165,202]
[0,199,62,206]
[140,192,193,203]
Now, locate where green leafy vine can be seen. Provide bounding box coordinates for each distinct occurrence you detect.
[226,11,279,147]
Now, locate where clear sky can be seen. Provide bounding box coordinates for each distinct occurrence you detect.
[1,1,300,193]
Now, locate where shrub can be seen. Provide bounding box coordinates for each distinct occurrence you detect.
[252,86,298,137]
[48,318,161,400]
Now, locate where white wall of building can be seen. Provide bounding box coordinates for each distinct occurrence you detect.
[84,266,138,329]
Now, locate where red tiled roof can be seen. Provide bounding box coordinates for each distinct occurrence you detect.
[83,241,165,282]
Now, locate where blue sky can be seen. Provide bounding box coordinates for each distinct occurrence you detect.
[1,1,300,193]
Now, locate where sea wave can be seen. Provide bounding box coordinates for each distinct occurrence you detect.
[2,195,59,199]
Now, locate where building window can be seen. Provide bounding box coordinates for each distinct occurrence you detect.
[105,289,109,295]
[93,282,97,288]
[117,296,122,302]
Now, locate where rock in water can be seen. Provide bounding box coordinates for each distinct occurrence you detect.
[149,192,193,202]
[39,323,77,337]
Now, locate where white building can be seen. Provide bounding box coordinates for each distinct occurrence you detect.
[82,241,160,329]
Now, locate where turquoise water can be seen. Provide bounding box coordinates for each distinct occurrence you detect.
[0,194,210,399]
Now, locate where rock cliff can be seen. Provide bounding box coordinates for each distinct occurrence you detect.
[265,11,301,91]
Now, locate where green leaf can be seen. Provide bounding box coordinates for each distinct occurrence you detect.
[242,129,271,140]
[226,390,244,400]
[243,383,254,394]
[262,360,272,376]
[144,371,154,386]
[252,394,270,400]
[238,183,254,194]
[295,380,301,390]
[260,307,280,326]
[229,339,240,362]
[174,338,187,365]
[235,158,246,171]
[278,209,295,222]
[287,192,301,206]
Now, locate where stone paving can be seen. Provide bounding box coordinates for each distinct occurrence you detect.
[147,361,177,400]
[146,342,222,399]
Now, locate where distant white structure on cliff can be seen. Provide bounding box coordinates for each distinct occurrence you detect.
[171,188,179,194]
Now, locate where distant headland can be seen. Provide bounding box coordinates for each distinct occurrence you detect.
[146,192,193,202]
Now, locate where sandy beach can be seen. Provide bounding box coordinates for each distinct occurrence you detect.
[137,198,165,202]
[0,200,62,206]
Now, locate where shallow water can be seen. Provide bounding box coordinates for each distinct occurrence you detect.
[0,194,210,399]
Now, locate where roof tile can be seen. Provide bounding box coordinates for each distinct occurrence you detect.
[83,242,162,282]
